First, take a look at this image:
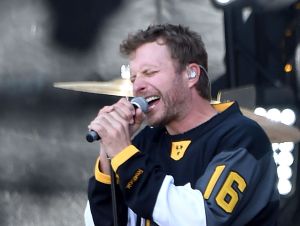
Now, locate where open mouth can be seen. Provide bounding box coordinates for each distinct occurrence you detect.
[145,95,160,108]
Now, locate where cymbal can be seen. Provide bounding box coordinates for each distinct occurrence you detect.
[241,108,300,143]
[53,79,134,97]
[53,80,300,143]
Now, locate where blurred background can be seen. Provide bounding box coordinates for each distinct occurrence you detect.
[0,0,299,225]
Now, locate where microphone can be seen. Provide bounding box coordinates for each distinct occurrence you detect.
[86,97,148,143]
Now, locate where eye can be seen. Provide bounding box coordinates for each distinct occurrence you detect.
[144,70,158,76]
[130,75,136,83]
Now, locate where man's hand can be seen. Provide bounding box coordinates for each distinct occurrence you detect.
[88,98,145,159]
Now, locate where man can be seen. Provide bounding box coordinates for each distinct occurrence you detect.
[86,24,279,226]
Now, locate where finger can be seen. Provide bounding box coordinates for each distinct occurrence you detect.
[117,98,136,114]
[89,113,109,128]
[97,112,130,138]
[107,109,132,133]
[133,108,145,126]
[88,115,109,138]
[112,105,135,124]
[98,105,114,115]
[112,98,135,123]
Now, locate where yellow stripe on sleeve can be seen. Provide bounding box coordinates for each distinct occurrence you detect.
[145,219,151,226]
[94,157,111,184]
[111,145,140,172]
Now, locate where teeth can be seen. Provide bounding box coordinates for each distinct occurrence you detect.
[146,96,160,103]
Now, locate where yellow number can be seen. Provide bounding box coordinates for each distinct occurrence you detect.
[204,165,225,199]
[216,171,246,213]
[204,166,247,213]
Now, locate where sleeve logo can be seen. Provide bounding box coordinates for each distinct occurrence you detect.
[126,169,144,189]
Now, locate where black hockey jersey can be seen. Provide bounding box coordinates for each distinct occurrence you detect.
[87,102,279,226]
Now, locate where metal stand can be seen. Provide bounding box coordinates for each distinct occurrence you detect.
[110,163,119,226]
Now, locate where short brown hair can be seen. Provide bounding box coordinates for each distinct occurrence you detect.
[120,24,211,100]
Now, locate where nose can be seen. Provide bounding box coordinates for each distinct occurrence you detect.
[133,76,147,96]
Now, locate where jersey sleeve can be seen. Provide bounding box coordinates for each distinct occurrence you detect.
[110,145,166,219]
[195,147,279,226]
[87,158,128,226]
[195,117,279,226]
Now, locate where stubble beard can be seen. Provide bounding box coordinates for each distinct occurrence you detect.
[146,74,188,127]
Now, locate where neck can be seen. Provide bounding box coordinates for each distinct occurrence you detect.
[165,97,217,135]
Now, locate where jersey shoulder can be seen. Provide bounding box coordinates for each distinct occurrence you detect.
[214,103,272,160]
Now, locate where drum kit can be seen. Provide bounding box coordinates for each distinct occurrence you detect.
[54,79,300,143]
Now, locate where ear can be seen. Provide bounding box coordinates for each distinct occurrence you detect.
[186,63,200,87]
[187,69,197,79]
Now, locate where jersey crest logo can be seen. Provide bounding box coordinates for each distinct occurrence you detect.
[170,140,191,160]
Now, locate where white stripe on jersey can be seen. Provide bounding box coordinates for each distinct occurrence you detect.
[127,208,137,226]
[152,175,207,226]
[84,201,95,226]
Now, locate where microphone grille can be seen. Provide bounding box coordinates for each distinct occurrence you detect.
[131,97,148,113]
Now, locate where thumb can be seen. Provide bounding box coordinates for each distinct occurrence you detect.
[131,108,145,130]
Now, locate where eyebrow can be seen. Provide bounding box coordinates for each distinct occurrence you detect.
[130,64,160,74]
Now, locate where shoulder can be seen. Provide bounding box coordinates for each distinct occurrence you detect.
[215,103,272,160]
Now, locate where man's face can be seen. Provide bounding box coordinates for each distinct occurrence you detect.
[129,41,189,126]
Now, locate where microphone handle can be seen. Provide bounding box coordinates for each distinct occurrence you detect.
[86,130,100,143]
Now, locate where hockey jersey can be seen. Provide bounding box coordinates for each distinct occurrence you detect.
[87,102,279,226]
